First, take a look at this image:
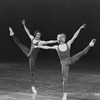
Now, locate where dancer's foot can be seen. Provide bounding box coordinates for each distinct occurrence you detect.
[32,86,37,94]
[62,93,67,100]
[9,27,14,36]
[89,39,96,47]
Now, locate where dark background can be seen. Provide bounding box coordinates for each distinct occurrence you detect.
[0,0,100,71]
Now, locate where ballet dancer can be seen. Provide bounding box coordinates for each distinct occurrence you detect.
[34,24,96,100]
[9,20,58,94]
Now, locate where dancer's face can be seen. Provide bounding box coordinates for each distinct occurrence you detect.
[35,32,41,39]
[61,36,66,43]
[57,34,66,43]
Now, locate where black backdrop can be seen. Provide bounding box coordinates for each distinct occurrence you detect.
[0,0,100,65]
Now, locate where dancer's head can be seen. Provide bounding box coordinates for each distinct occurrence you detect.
[57,33,66,43]
[34,30,41,39]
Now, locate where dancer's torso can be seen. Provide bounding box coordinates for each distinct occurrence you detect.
[57,43,70,61]
[30,38,40,58]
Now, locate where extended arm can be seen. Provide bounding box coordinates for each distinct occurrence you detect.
[35,45,57,50]
[38,40,58,46]
[67,23,86,48]
[21,20,34,40]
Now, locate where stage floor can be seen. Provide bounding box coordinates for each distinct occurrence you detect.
[0,63,100,100]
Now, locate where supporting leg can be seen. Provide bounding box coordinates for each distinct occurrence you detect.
[29,58,37,94]
[61,62,69,100]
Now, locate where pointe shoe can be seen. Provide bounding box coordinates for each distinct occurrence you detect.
[9,27,14,36]
[89,39,96,47]
[32,86,37,94]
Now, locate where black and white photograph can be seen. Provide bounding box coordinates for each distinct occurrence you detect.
[0,0,100,100]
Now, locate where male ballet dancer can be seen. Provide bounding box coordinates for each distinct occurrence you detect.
[34,24,96,100]
[9,20,57,94]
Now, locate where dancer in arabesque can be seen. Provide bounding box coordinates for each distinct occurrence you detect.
[9,20,58,94]
[34,24,96,100]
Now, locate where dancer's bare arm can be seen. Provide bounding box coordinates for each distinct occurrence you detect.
[35,45,57,50]
[21,20,34,40]
[38,40,58,46]
[67,23,86,48]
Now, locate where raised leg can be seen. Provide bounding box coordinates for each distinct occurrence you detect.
[9,27,29,56]
[71,39,96,64]
[13,35,29,56]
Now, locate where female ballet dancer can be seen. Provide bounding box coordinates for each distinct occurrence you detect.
[9,20,57,94]
[34,24,96,100]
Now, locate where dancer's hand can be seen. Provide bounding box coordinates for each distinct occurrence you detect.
[80,23,86,29]
[31,45,37,49]
[21,19,25,25]
[34,46,38,48]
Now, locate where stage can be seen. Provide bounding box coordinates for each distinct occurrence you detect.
[0,62,100,100]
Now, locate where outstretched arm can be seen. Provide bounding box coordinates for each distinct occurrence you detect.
[38,40,58,46]
[21,20,34,40]
[67,23,86,48]
[28,44,57,57]
[35,45,57,50]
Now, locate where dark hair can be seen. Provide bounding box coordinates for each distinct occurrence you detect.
[34,30,41,37]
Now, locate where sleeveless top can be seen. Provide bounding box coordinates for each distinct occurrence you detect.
[57,43,70,61]
[29,38,40,58]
